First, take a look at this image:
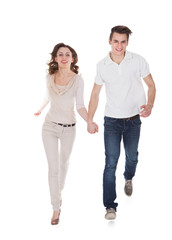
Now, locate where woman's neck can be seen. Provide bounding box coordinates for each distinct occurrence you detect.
[57,68,72,77]
[54,68,76,86]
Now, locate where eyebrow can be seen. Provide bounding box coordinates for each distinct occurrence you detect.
[58,51,71,54]
[114,40,127,42]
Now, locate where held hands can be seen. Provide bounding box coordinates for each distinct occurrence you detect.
[87,122,99,134]
[140,104,152,118]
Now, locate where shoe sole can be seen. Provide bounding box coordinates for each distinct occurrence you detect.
[124,188,133,196]
[105,213,116,220]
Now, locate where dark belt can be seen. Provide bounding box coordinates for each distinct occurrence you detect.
[121,114,139,121]
[52,122,76,127]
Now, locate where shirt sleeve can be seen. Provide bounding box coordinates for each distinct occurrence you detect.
[139,56,150,78]
[94,63,104,85]
[75,76,85,110]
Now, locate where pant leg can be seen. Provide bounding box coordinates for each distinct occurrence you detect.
[42,121,61,211]
[123,117,141,180]
[59,125,76,192]
[103,117,122,211]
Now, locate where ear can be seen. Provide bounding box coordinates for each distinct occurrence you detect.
[109,39,111,45]
[55,57,58,63]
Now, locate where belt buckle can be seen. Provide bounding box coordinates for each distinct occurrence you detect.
[125,117,130,121]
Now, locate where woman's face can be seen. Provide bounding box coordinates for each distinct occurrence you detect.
[55,47,74,69]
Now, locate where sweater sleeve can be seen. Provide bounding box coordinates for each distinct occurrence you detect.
[36,90,50,113]
[36,75,50,113]
[75,76,85,110]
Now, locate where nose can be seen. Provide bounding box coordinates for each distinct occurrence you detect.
[117,42,122,49]
[62,57,67,62]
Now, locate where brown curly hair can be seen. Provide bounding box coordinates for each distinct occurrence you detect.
[47,43,79,75]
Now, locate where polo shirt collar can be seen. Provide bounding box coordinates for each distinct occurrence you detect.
[105,51,132,65]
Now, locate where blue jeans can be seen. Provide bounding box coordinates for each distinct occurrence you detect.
[103,116,141,211]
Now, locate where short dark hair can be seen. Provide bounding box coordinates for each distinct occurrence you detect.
[109,25,132,41]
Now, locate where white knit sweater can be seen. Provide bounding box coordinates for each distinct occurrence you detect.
[38,74,85,124]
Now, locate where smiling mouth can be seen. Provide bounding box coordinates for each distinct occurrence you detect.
[61,61,68,64]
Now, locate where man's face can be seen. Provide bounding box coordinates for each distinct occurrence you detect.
[109,32,128,56]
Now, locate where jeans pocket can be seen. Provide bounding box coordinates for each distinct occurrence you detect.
[104,117,117,126]
[131,118,142,127]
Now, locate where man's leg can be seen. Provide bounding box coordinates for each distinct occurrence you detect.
[123,118,141,194]
[103,117,122,211]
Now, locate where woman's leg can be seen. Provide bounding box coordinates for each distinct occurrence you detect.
[59,126,76,193]
[42,121,61,211]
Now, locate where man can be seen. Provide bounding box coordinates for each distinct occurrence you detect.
[87,26,156,220]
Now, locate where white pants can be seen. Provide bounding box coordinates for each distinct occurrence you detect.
[42,121,76,210]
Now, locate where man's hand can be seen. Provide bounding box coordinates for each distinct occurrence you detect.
[87,122,99,134]
[140,104,152,117]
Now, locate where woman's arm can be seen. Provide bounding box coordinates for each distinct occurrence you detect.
[75,76,88,121]
[77,107,88,122]
[34,91,50,116]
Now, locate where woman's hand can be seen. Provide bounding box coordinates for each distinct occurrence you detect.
[34,112,41,116]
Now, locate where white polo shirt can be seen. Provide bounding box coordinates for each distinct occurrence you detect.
[95,51,150,118]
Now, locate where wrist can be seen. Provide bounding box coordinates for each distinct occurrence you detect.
[87,120,93,124]
[147,103,153,108]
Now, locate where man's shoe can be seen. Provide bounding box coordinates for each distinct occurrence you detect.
[124,180,133,196]
[105,208,116,220]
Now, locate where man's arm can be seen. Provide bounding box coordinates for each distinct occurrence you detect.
[140,74,156,117]
[87,83,102,133]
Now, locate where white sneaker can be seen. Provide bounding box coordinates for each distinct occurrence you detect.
[105,208,116,220]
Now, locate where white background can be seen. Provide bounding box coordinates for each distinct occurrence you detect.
[0,0,171,239]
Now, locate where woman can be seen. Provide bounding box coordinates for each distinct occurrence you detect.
[34,43,88,225]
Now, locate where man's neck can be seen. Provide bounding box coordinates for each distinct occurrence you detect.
[110,51,126,65]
